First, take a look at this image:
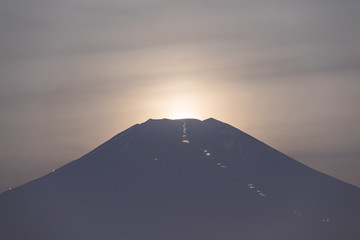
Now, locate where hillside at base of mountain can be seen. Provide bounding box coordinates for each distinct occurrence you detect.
[0,118,359,240]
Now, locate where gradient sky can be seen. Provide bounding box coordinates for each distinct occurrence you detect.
[1,0,360,192]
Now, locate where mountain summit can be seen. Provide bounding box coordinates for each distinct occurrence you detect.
[1,118,359,240]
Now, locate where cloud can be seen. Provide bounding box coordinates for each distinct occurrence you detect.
[1,0,360,190]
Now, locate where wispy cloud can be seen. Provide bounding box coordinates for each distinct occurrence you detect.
[1,0,360,190]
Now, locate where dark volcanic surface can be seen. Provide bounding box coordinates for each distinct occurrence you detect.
[0,118,359,240]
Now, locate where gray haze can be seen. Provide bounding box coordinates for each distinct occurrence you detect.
[1,0,360,191]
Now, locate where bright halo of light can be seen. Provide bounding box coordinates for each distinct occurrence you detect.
[155,82,204,120]
[171,111,194,120]
[167,100,200,119]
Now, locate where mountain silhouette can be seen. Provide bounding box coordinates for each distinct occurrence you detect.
[0,118,359,240]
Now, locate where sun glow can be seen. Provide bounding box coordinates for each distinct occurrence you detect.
[167,100,203,120]
[164,93,202,120]
[142,79,219,121]
[171,111,195,120]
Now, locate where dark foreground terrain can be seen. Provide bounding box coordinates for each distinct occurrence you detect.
[1,118,359,240]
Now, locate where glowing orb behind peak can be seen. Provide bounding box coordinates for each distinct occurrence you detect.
[170,111,195,120]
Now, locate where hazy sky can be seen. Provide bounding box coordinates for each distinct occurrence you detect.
[1,0,360,191]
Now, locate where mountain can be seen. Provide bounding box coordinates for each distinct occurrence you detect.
[0,118,359,240]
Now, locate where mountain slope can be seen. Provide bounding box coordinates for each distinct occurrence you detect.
[0,118,359,240]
